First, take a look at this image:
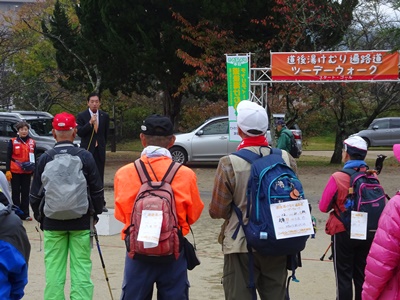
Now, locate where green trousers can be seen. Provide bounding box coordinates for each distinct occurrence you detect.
[222,252,287,300]
[44,230,93,300]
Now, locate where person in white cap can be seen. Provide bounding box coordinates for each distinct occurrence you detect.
[319,135,372,300]
[362,144,400,300]
[209,100,297,300]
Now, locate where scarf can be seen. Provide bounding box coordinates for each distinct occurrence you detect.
[237,135,269,150]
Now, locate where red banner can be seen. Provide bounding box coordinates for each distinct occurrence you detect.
[271,51,399,81]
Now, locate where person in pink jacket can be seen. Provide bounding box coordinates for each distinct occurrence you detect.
[362,144,400,300]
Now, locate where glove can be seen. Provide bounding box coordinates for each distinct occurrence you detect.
[5,171,12,181]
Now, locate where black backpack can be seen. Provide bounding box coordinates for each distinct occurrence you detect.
[283,131,301,158]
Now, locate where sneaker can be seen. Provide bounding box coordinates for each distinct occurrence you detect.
[102,207,108,212]
[24,216,33,221]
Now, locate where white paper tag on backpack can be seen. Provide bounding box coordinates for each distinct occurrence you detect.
[270,199,314,239]
[350,211,367,240]
[137,210,163,248]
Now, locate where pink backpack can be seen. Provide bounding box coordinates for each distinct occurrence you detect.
[124,159,182,262]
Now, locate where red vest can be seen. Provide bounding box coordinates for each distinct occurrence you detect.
[10,137,35,174]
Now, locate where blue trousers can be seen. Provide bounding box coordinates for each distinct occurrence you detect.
[120,251,189,300]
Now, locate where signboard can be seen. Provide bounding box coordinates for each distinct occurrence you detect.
[226,54,250,142]
[271,50,399,81]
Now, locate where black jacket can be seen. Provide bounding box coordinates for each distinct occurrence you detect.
[29,141,104,230]
[76,109,109,163]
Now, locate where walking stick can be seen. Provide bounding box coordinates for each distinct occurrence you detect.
[320,243,332,261]
[93,227,114,300]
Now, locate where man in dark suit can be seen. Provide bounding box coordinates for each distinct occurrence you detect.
[77,92,109,211]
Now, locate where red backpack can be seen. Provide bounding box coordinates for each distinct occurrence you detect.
[124,159,182,262]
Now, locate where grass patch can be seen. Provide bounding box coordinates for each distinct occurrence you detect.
[113,139,143,151]
[303,135,335,151]
[304,134,393,151]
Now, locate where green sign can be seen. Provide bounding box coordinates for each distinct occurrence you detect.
[226,54,249,141]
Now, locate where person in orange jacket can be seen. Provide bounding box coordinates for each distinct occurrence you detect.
[6,121,36,221]
[114,114,204,299]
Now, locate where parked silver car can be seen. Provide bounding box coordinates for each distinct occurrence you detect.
[351,117,400,147]
[169,115,302,164]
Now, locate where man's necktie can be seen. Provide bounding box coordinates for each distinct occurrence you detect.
[94,114,98,147]
[94,114,98,133]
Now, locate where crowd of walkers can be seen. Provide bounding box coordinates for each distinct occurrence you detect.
[2,99,400,300]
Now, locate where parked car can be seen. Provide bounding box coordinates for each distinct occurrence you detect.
[351,117,400,147]
[12,110,54,137]
[12,110,81,145]
[0,111,56,167]
[169,115,303,164]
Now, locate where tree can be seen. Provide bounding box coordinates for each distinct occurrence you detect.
[41,0,102,93]
[326,1,400,162]
[0,0,86,113]
[42,0,359,125]
[174,0,359,111]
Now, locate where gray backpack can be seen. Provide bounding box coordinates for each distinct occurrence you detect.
[41,148,88,220]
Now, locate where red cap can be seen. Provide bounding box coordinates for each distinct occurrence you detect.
[52,112,77,131]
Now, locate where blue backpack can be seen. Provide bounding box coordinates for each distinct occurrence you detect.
[232,148,309,256]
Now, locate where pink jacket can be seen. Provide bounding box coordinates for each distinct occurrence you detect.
[362,193,400,300]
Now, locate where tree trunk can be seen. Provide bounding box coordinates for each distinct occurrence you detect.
[330,122,347,164]
[162,89,182,129]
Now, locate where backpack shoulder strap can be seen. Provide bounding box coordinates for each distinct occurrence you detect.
[341,168,356,177]
[45,148,57,159]
[68,147,85,156]
[232,147,281,164]
[341,168,359,186]
[134,159,182,185]
[134,159,151,184]
[269,147,282,156]
[232,149,262,164]
[46,146,85,159]
[161,162,182,184]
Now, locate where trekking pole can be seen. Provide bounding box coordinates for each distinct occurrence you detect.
[93,227,114,300]
[35,225,42,252]
[320,243,332,261]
